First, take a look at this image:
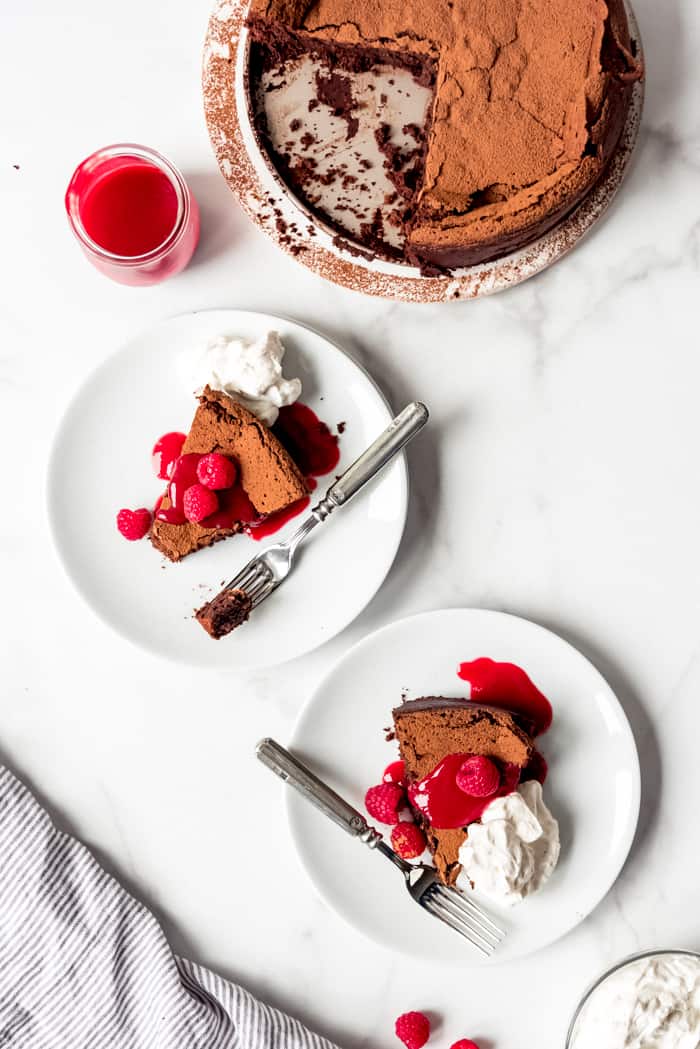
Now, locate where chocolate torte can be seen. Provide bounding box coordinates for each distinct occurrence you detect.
[150,386,308,562]
[196,587,253,638]
[393,697,534,884]
[248,0,643,270]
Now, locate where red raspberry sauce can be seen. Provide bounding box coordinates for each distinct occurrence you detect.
[155,453,259,527]
[152,432,186,480]
[80,162,178,257]
[403,660,553,829]
[408,756,521,830]
[457,657,553,736]
[273,403,340,476]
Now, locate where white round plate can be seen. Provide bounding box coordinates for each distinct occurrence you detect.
[288,609,640,963]
[47,310,408,669]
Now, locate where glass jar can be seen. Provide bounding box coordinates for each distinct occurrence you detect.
[65,143,200,286]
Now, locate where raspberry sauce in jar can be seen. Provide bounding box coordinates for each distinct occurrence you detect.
[65,144,199,285]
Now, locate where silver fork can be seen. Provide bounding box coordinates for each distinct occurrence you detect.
[210,401,428,615]
[256,738,506,956]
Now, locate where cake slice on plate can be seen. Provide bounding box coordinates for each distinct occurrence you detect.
[150,385,308,562]
[392,697,534,885]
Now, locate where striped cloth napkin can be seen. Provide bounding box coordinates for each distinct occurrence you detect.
[0,765,339,1049]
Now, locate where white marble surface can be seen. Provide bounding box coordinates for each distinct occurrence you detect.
[2,0,699,1046]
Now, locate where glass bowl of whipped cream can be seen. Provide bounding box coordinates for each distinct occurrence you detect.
[566,949,700,1049]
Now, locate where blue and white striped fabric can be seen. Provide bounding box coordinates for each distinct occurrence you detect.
[0,766,338,1049]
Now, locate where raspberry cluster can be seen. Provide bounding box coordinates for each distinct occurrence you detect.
[363,762,427,859]
[394,1012,480,1049]
[118,451,240,539]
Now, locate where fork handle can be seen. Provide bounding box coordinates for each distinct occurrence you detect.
[256,738,382,847]
[322,401,428,509]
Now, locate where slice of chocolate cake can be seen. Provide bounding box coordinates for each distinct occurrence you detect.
[392,697,534,885]
[150,386,308,562]
[195,587,252,639]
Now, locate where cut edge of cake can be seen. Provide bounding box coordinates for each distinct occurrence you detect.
[248,20,438,263]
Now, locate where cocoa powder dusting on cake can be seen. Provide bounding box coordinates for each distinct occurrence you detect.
[246,0,642,268]
[203,0,643,301]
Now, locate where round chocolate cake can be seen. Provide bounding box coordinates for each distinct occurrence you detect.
[248,0,643,271]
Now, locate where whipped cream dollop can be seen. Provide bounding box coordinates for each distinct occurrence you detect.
[188,331,301,425]
[456,780,559,906]
[568,953,700,1049]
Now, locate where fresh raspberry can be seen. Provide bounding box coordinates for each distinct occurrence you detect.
[196,453,237,490]
[383,760,406,787]
[364,783,404,825]
[391,821,426,859]
[117,507,152,541]
[449,1041,480,1049]
[456,755,501,798]
[183,484,219,523]
[395,1012,430,1049]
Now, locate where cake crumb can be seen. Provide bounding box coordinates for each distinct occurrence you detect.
[196,588,252,640]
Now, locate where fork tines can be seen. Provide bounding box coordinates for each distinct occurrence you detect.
[226,558,273,608]
[422,884,505,956]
